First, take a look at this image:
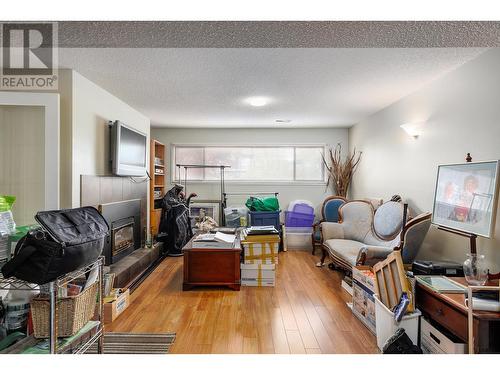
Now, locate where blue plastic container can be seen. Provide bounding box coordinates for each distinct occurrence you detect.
[248,210,281,230]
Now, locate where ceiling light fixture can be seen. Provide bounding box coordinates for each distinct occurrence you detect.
[400,122,425,139]
[244,96,271,107]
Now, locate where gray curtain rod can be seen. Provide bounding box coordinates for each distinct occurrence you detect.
[176,164,231,168]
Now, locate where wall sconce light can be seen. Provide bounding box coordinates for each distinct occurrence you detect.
[400,122,424,139]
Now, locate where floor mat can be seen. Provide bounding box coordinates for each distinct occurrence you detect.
[87,332,176,354]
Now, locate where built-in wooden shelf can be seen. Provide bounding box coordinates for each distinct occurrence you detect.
[150,139,166,237]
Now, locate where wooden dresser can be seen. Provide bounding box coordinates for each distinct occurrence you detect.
[416,277,500,353]
[182,237,241,291]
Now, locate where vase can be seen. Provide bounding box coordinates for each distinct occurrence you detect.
[463,253,488,286]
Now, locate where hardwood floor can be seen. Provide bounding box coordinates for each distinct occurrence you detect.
[106,250,379,354]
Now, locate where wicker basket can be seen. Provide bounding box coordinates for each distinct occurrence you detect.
[31,282,99,338]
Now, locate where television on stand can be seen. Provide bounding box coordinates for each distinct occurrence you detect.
[110,120,147,176]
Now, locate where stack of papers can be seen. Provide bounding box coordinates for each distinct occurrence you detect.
[467,290,500,312]
[210,227,237,234]
[245,226,279,235]
[192,231,237,248]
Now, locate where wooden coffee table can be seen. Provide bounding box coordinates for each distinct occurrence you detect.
[182,236,241,291]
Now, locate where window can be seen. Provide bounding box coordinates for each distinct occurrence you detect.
[173,145,325,183]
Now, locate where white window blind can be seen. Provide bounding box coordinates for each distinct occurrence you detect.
[173,145,325,183]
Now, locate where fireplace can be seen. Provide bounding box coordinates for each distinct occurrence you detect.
[112,218,135,258]
[99,199,142,265]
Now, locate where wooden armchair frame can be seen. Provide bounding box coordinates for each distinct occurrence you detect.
[311,195,347,255]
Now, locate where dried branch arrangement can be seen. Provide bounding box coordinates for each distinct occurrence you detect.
[322,143,362,198]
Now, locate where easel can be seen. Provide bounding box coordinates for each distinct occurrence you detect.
[437,226,478,254]
[437,153,500,280]
[435,225,500,280]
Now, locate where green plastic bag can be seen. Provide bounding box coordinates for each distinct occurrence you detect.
[245,196,279,212]
[0,195,16,212]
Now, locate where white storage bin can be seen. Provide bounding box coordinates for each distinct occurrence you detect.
[284,227,312,251]
[420,318,466,354]
[374,294,421,351]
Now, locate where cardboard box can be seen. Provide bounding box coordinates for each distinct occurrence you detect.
[352,265,375,291]
[241,278,275,287]
[420,318,466,354]
[352,279,376,333]
[352,265,376,333]
[241,263,276,287]
[241,263,275,278]
[241,235,280,264]
[103,289,130,324]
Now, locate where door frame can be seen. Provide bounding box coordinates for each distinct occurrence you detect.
[0,91,60,210]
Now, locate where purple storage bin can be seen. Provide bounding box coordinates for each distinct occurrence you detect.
[285,211,315,227]
[289,203,314,215]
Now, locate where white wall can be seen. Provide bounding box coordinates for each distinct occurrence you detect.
[0,105,45,225]
[151,127,348,218]
[349,48,500,270]
[70,71,150,208]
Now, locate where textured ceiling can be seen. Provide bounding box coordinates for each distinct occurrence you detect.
[57,21,500,48]
[58,47,487,128]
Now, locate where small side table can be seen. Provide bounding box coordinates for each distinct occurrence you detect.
[416,277,500,353]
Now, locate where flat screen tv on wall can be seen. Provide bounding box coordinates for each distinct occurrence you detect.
[432,160,500,238]
[110,120,147,176]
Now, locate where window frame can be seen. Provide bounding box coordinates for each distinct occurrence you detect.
[171,143,328,185]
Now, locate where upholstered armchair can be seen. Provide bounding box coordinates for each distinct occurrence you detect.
[312,196,347,255]
[318,200,431,271]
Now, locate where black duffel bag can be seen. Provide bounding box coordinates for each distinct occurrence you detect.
[1,206,109,284]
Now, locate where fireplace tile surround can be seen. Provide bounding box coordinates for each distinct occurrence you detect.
[80,174,147,242]
[80,175,162,289]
